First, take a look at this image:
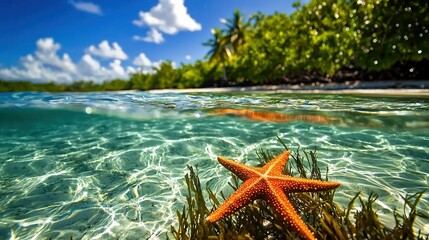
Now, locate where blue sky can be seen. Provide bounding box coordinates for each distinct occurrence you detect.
[0,0,299,83]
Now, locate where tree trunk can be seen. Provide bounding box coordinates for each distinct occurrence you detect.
[222,65,228,86]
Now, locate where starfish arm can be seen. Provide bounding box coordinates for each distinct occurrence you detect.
[273,176,340,193]
[266,186,316,240]
[261,150,291,175]
[206,179,262,223]
[217,156,260,180]
[212,150,341,240]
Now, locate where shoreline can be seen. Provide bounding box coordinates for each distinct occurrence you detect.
[147,80,429,97]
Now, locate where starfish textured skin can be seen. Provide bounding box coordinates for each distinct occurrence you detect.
[206,150,340,240]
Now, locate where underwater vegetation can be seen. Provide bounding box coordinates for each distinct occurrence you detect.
[168,139,428,240]
[205,150,340,240]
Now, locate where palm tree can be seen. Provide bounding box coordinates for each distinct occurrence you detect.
[203,27,231,82]
[204,10,249,84]
[223,9,249,53]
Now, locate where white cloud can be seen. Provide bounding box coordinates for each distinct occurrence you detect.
[0,38,78,82]
[109,60,125,76]
[133,53,152,67]
[86,40,128,60]
[69,0,103,15]
[34,38,77,72]
[185,55,191,61]
[0,38,138,83]
[133,0,201,42]
[133,28,164,44]
[132,53,166,74]
[77,55,136,82]
[149,60,165,71]
[80,54,100,72]
[0,52,76,83]
[126,66,137,74]
[132,35,145,41]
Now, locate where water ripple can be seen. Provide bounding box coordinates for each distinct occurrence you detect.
[0,92,428,238]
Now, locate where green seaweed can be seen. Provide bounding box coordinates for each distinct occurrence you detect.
[168,141,428,240]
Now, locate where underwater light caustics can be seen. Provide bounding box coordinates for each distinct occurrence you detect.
[211,108,335,124]
[206,151,340,240]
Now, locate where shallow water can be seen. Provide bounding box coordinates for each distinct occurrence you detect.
[0,91,428,239]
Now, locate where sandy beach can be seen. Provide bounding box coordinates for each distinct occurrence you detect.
[148,80,429,97]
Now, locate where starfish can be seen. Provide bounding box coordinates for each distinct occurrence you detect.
[206,150,340,240]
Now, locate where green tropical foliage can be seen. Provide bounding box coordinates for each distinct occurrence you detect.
[1,0,427,92]
[352,0,429,71]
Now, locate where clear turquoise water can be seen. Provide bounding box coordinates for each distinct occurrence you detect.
[0,91,428,239]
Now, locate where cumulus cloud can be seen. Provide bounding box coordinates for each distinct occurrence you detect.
[79,54,101,72]
[0,38,78,82]
[133,53,152,67]
[133,0,201,42]
[132,53,166,74]
[77,55,137,82]
[34,38,77,72]
[109,60,125,76]
[69,0,103,15]
[0,38,138,83]
[185,55,191,61]
[86,40,128,60]
[132,35,145,41]
[0,54,72,83]
[133,28,164,44]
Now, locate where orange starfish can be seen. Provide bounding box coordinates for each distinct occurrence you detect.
[206,150,340,240]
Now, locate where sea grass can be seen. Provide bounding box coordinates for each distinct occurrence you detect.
[168,141,428,240]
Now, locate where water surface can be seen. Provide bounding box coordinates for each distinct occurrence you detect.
[0,91,428,239]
